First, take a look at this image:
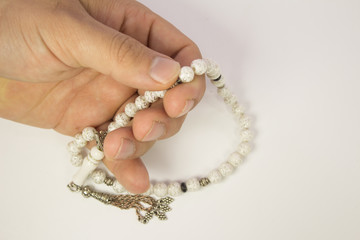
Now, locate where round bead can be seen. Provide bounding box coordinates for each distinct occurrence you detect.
[218,162,234,177]
[205,59,221,80]
[153,90,166,99]
[240,129,253,142]
[239,116,251,129]
[153,183,168,197]
[113,180,125,193]
[232,103,245,117]
[211,76,225,88]
[217,87,231,99]
[90,146,104,161]
[191,59,207,75]
[144,91,158,103]
[67,141,81,155]
[208,170,223,183]
[223,92,237,105]
[186,178,200,191]
[125,103,138,118]
[74,134,87,148]
[107,121,120,132]
[237,142,252,156]
[91,169,106,184]
[143,183,153,195]
[135,96,150,110]
[70,154,83,167]
[114,113,130,127]
[179,66,195,83]
[82,127,96,141]
[228,152,244,167]
[167,182,183,197]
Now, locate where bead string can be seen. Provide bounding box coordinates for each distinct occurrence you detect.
[66,59,253,223]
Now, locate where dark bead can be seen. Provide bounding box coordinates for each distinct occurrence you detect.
[213,75,222,81]
[180,182,187,193]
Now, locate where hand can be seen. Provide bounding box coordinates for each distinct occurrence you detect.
[0,0,205,193]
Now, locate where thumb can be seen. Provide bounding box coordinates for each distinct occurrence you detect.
[70,19,180,90]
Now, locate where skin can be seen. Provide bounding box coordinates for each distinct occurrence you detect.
[0,0,205,193]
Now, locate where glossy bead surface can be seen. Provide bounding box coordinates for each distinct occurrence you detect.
[90,146,104,161]
[180,182,187,193]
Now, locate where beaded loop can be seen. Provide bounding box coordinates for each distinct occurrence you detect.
[67,58,253,223]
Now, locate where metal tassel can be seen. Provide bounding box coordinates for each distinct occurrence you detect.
[68,182,173,224]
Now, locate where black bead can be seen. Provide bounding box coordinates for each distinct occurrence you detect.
[180,182,187,193]
[213,75,222,82]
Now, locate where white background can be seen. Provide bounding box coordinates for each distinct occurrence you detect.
[1,0,360,239]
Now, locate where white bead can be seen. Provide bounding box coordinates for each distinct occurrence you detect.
[144,91,158,103]
[237,142,252,156]
[70,154,83,167]
[217,87,231,99]
[153,90,166,99]
[67,141,81,155]
[143,183,153,195]
[72,156,99,186]
[208,170,223,183]
[211,76,225,88]
[240,129,253,142]
[82,127,96,141]
[179,66,195,83]
[91,169,106,184]
[232,103,245,117]
[239,116,251,129]
[74,134,87,148]
[113,180,125,193]
[218,162,234,177]
[191,59,207,75]
[135,96,150,110]
[167,182,183,197]
[186,178,201,191]
[228,152,244,167]
[114,113,130,127]
[90,146,104,161]
[153,183,168,197]
[107,121,120,132]
[124,103,138,118]
[223,92,237,105]
[205,59,221,80]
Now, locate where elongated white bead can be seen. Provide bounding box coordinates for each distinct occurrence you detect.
[208,169,223,183]
[154,183,168,197]
[74,134,87,148]
[82,127,96,141]
[91,169,106,184]
[67,141,81,155]
[72,155,100,186]
[179,66,195,83]
[125,103,138,118]
[191,59,207,75]
[218,162,234,177]
[135,96,150,110]
[114,113,130,127]
[167,182,182,197]
[228,152,244,167]
[237,142,252,156]
[186,178,200,191]
[113,180,126,193]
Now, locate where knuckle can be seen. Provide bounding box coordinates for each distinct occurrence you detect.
[109,34,143,67]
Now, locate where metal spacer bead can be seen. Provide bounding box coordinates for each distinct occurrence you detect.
[199,178,211,187]
[104,177,115,186]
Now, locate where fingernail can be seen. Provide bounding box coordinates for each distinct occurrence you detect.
[177,99,195,118]
[142,121,166,141]
[150,57,180,84]
[114,138,135,160]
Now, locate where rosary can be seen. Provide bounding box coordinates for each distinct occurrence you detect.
[66,59,253,224]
